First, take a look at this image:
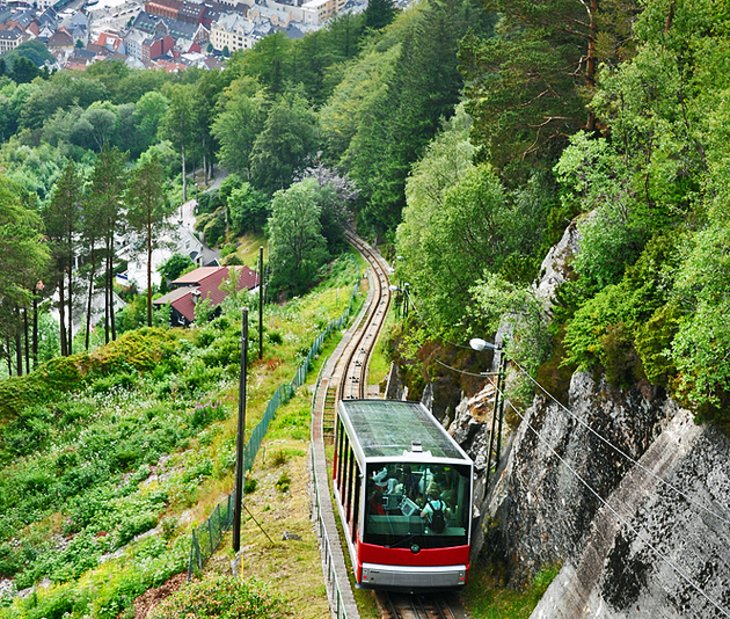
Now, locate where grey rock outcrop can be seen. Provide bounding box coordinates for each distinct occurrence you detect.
[532,217,581,311]
[529,403,730,618]
[438,214,730,616]
[483,373,677,584]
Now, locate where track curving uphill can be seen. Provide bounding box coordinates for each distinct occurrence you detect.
[310,233,464,619]
[337,231,393,402]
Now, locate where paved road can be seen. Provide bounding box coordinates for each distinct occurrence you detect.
[122,171,227,290]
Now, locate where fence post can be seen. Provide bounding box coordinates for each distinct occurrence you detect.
[193,529,202,570]
[187,532,196,581]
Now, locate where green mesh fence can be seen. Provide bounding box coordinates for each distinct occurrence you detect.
[188,258,360,578]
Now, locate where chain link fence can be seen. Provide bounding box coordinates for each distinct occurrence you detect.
[187,258,360,578]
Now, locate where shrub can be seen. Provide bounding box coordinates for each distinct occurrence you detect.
[91,372,136,394]
[147,575,287,619]
[160,517,177,541]
[179,360,221,395]
[270,449,288,466]
[200,334,240,367]
[275,472,290,493]
[634,303,680,386]
[115,512,159,547]
[189,400,226,429]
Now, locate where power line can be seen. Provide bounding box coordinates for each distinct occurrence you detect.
[510,359,730,529]
[433,358,500,378]
[497,387,730,619]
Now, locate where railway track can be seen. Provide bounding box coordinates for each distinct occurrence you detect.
[378,592,461,619]
[310,234,464,619]
[336,231,393,401]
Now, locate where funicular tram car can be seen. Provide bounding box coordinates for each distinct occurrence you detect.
[333,399,474,591]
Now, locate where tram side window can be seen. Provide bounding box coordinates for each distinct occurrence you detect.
[352,470,361,542]
[339,435,350,499]
[335,419,345,483]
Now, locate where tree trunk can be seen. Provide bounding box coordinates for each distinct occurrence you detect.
[4,337,11,376]
[109,241,116,341]
[147,212,153,327]
[665,0,674,32]
[202,148,207,186]
[59,273,68,356]
[104,238,110,344]
[585,0,598,132]
[23,307,29,374]
[85,246,96,351]
[32,293,38,368]
[15,307,22,376]
[181,147,187,202]
[67,255,73,355]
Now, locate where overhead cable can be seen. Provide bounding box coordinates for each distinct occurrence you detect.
[496,386,730,619]
[510,359,730,528]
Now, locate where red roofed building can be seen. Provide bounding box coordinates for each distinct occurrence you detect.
[145,0,181,19]
[96,31,126,53]
[153,265,259,326]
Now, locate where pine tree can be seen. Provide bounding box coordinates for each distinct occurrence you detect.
[126,155,171,326]
[44,162,81,355]
[364,0,395,30]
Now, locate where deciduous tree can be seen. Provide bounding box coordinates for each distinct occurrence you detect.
[250,87,318,194]
[268,179,329,295]
[211,77,266,178]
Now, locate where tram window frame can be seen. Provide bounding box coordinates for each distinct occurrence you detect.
[335,418,344,483]
[352,470,362,542]
[345,449,355,523]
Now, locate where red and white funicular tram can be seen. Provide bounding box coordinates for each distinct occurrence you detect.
[333,399,474,591]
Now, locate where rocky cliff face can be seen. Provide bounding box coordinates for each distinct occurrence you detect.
[530,404,730,618]
[479,371,730,617]
[437,218,730,617]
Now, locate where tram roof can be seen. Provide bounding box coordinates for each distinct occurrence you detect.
[338,399,469,461]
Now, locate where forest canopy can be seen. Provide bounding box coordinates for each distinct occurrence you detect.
[0,0,726,425]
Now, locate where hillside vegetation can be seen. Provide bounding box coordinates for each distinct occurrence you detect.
[0,0,728,614]
[0,257,358,617]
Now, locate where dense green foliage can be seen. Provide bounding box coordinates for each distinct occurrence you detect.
[268,179,332,295]
[389,0,730,427]
[0,0,729,611]
[147,576,287,619]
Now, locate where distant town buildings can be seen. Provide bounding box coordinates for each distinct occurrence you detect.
[0,27,25,53]
[0,0,365,72]
[209,12,253,52]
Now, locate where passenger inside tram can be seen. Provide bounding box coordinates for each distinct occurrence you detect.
[364,462,471,547]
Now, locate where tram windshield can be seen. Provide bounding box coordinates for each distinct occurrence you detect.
[363,462,471,548]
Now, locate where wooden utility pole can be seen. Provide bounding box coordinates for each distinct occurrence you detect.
[233,308,249,554]
[258,246,264,360]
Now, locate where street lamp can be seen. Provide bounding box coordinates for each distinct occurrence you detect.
[470,336,506,491]
[389,283,410,318]
[469,337,500,352]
